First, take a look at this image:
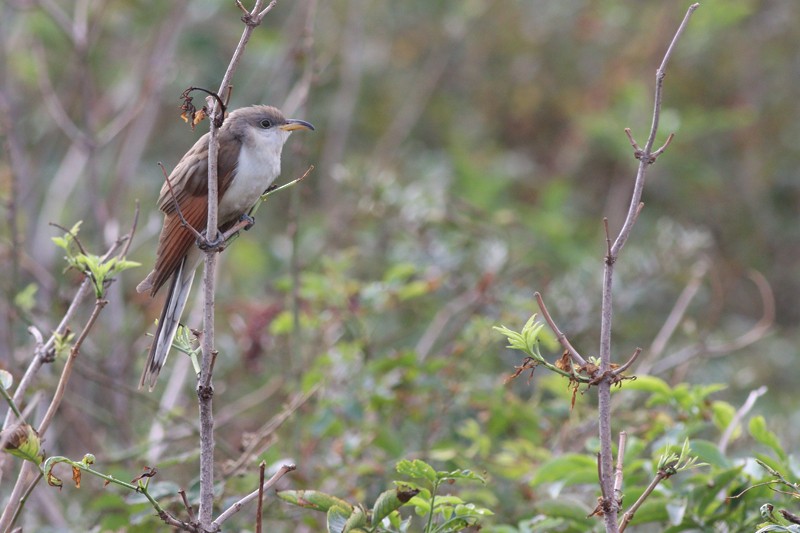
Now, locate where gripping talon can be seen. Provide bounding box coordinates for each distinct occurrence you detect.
[197,230,225,251]
[240,213,255,231]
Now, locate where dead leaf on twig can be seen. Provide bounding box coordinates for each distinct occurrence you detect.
[504,356,536,385]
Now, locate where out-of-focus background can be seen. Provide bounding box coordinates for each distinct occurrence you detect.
[0,0,797,530]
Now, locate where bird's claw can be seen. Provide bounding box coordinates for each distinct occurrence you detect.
[240,213,255,231]
[197,231,225,252]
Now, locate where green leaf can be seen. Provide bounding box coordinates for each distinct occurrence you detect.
[397,280,432,300]
[277,490,353,513]
[397,459,438,485]
[622,375,672,396]
[711,400,737,435]
[629,496,671,525]
[342,505,367,531]
[372,488,418,523]
[0,369,13,390]
[688,439,731,468]
[534,498,595,528]
[383,262,417,282]
[269,310,295,336]
[406,495,431,517]
[437,469,486,484]
[2,423,42,464]
[530,454,597,487]
[327,505,351,533]
[13,284,37,313]
[51,236,68,250]
[111,259,141,272]
[493,325,528,353]
[749,416,786,461]
[455,502,493,517]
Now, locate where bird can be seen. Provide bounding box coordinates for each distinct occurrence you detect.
[136,105,314,390]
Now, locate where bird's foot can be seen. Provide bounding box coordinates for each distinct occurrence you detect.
[197,230,226,252]
[239,213,255,231]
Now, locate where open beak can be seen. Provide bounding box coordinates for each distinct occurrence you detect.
[280,119,315,132]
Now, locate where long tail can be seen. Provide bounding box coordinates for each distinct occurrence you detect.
[140,258,196,390]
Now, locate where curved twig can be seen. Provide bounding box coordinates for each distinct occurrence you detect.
[534,292,588,367]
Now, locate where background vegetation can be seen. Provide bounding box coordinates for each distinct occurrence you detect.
[0,0,798,531]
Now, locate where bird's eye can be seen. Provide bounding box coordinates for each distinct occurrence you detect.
[259,119,273,129]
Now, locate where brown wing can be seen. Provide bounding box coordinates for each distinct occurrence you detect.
[142,129,241,296]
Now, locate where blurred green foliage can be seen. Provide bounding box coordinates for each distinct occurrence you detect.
[1,0,799,531]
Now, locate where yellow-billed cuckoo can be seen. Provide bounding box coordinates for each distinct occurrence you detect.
[137,105,314,390]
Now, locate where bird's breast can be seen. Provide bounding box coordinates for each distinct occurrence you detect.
[219,143,282,221]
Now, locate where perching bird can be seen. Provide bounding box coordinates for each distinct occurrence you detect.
[136,105,314,389]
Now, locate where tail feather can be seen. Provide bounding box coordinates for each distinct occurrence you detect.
[140,258,196,390]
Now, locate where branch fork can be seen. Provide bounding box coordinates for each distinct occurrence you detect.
[624,128,675,164]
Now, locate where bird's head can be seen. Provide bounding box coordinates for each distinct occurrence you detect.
[227,105,314,151]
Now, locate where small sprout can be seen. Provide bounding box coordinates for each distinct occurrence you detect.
[53,330,75,359]
[51,221,140,298]
[657,439,707,477]
[493,314,545,361]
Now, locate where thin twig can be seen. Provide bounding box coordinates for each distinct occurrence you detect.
[614,431,627,506]
[611,3,699,258]
[32,44,92,149]
[637,259,708,374]
[0,385,25,425]
[623,128,639,151]
[197,1,274,526]
[603,218,612,259]
[48,222,89,256]
[256,0,279,20]
[179,489,196,524]
[416,286,486,362]
[596,6,700,531]
[37,298,107,435]
[618,470,668,532]
[718,386,767,454]
[120,201,140,259]
[534,292,587,368]
[651,133,675,159]
[597,453,607,502]
[223,386,318,479]
[256,462,266,533]
[650,269,774,374]
[211,464,296,529]
[7,469,43,532]
[612,348,642,376]
[0,296,108,531]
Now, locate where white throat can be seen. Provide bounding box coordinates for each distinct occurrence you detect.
[218,130,289,222]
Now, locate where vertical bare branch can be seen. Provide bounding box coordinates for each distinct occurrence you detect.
[596,5,700,531]
[197,1,278,527]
